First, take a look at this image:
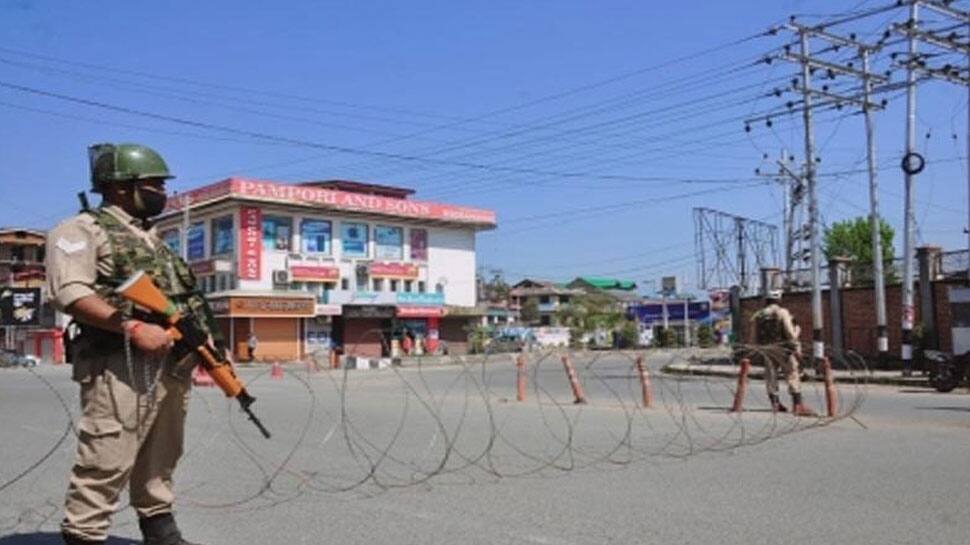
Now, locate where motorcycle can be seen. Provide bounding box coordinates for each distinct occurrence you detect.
[926,350,970,393]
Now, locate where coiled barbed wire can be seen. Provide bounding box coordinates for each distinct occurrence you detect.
[0,336,869,534]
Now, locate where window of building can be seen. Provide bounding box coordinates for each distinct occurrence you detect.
[211,216,234,256]
[301,219,332,254]
[374,225,403,260]
[373,278,384,292]
[404,280,413,292]
[341,278,349,290]
[390,279,399,292]
[161,228,180,255]
[341,222,369,258]
[418,281,426,293]
[540,315,551,326]
[539,295,551,304]
[410,229,428,261]
[559,295,570,304]
[262,216,292,251]
[186,222,205,261]
[435,283,444,295]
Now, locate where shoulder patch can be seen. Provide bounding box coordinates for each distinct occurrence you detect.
[56,238,87,255]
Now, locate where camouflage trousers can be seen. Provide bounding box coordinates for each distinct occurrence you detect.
[762,346,802,397]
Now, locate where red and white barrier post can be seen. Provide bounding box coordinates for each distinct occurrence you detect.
[822,357,837,417]
[515,354,527,402]
[634,355,653,408]
[730,357,751,413]
[560,354,587,404]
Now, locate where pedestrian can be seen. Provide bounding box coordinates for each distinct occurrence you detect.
[247,331,258,362]
[47,143,216,545]
[751,290,815,416]
[401,330,413,355]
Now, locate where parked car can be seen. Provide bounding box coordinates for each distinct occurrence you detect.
[0,348,39,368]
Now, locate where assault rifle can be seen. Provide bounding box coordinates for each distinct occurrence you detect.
[116,271,271,438]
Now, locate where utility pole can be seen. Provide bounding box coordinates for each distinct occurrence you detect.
[861,46,890,364]
[901,0,920,376]
[798,28,826,369]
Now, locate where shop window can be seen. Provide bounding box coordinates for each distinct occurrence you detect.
[418,281,426,293]
[390,279,399,292]
[341,222,369,258]
[186,222,205,261]
[374,225,403,260]
[262,216,293,251]
[404,280,413,292]
[301,219,332,254]
[341,278,349,290]
[211,216,234,256]
[410,229,428,261]
[161,228,180,255]
[217,274,228,292]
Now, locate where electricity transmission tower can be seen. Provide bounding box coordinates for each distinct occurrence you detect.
[693,207,780,296]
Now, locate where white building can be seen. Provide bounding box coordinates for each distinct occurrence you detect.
[154,178,496,361]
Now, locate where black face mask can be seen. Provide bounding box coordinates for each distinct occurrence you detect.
[131,186,168,219]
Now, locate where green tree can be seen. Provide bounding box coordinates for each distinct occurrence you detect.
[519,298,540,325]
[618,320,640,349]
[823,216,895,285]
[697,324,714,348]
[555,292,623,346]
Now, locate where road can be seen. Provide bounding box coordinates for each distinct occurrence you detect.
[1,351,968,544]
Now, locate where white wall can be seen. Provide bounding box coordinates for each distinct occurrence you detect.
[427,227,476,307]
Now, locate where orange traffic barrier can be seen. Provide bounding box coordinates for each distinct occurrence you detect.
[730,357,751,413]
[560,355,587,404]
[634,356,653,408]
[192,366,215,387]
[515,354,527,402]
[822,357,837,417]
[271,361,284,380]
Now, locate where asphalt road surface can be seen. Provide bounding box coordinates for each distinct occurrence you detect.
[1,351,968,544]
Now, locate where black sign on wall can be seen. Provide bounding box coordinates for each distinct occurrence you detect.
[342,305,395,319]
[0,288,41,326]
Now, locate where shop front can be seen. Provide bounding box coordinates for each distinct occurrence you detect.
[209,293,316,362]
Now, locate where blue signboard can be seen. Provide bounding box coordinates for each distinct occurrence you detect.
[397,292,445,306]
[628,301,712,323]
[187,222,205,261]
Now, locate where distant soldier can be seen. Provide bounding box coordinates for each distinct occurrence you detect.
[752,290,815,416]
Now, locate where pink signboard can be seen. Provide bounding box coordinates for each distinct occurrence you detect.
[165,178,496,227]
[239,207,262,280]
[290,265,340,282]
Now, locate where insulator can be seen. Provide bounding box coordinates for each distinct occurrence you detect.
[847,62,854,69]
[827,69,836,79]
[784,44,791,55]
[755,168,761,175]
[745,124,752,133]
[815,156,821,163]
[943,64,952,72]
[891,52,898,60]
[762,153,769,160]
[789,155,795,162]
[791,77,799,87]
[885,70,892,78]
[766,118,773,128]
[883,30,891,40]
[822,84,829,92]
[774,88,782,97]
[809,67,817,76]
[833,45,841,53]
[836,103,844,111]
[849,33,856,41]
[881,99,888,107]
[925,132,931,139]
[948,32,958,42]
[953,134,959,140]
[786,101,794,110]
[764,56,773,65]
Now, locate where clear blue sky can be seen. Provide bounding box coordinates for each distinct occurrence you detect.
[1,0,967,291]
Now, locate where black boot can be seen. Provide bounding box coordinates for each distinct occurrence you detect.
[61,531,103,545]
[768,393,787,412]
[790,392,817,417]
[139,513,203,545]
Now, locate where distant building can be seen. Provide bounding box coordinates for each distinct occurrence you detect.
[509,279,583,326]
[0,227,62,361]
[567,276,640,307]
[155,178,496,361]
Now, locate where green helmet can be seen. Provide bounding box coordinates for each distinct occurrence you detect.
[88,143,174,193]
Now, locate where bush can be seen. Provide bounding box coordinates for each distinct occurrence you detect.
[653,327,677,348]
[697,324,714,348]
[619,321,640,348]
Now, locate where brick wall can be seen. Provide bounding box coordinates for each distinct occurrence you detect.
[739,279,965,361]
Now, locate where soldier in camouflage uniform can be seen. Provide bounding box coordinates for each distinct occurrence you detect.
[752,290,815,416]
[47,143,211,545]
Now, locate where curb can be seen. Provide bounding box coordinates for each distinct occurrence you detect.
[660,363,933,388]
